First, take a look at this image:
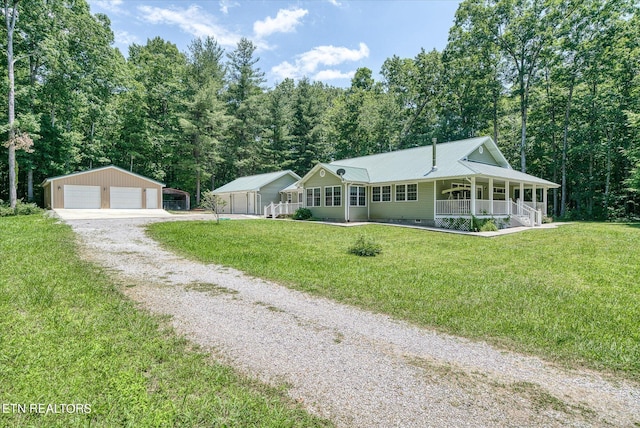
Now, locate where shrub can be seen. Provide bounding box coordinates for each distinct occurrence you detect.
[348,235,382,257]
[479,219,498,232]
[292,207,312,220]
[15,201,42,216]
[0,200,43,217]
[0,205,14,217]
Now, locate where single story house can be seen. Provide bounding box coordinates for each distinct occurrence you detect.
[296,136,560,229]
[213,170,300,215]
[42,165,164,209]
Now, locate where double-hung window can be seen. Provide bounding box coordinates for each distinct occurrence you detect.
[396,183,418,201]
[372,185,391,202]
[349,186,366,206]
[306,187,321,207]
[325,186,342,207]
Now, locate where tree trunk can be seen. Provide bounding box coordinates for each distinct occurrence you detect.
[27,168,33,201]
[492,83,499,145]
[544,68,559,217]
[560,81,574,218]
[195,168,201,206]
[6,0,18,209]
[604,127,612,216]
[519,74,527,173]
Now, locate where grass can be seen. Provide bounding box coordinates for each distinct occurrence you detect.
[147,220,640,380]
[0,216,330,427]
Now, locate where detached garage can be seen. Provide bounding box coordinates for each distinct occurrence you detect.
[213,170,300,215]
[42,166,164,209]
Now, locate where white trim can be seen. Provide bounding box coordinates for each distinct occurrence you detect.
[306,187,321,207]
[371,185,392,203]
[324,185,342,207]
[395,183,418,202]
[349,185,367,207]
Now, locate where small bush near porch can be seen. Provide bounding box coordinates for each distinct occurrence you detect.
[148,221,640,381]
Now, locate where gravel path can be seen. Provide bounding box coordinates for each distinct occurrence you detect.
[65,216,640,427]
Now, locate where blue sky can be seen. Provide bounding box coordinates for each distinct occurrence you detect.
[88,0,462,87]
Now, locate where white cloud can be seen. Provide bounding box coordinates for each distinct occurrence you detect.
[219,0,238,15]
[137,5,241,47]
[114,30,139,46]
[253,8,308,39]
[272,43,369,81]
[327,0,342,6]
[314,69,355,81]
[91,0,126,14]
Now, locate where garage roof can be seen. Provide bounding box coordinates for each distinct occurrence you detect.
[213,170,300,193]
[42,165,165,186]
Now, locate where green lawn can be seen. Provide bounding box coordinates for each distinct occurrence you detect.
[0,216,330,427]
[148,220,640,380]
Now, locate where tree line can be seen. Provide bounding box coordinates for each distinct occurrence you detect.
[2,0,639,219]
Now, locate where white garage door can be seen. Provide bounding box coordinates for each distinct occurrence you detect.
[145,188,158,209]
[110,187,142,209]
[217,195,231,213]
[232,193,248,214]
[64,185,101,209]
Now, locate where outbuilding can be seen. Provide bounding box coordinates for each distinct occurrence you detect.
[42,165,164,209]
[213,170,300,215]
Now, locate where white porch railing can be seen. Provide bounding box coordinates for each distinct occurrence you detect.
[264,202,303,218]
[436,199,541,226]
[524,201,545,212]
[511,200,542,226]
[436,199,471,215]
[436,199,510,216]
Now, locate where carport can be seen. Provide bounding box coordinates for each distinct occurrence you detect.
[42,166,164,209]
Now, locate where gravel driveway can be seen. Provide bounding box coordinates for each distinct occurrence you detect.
[65,216,640,427]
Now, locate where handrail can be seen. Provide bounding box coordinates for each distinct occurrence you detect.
[511,199,542,226]
[264,201,303,218]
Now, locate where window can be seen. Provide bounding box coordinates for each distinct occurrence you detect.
[349,186,366,206]
[396,183,418,201]
[325,186,342,207]
[372,185,391,202]
[450,183,471,199]
[407,184,417,201]
[306,187,321,207]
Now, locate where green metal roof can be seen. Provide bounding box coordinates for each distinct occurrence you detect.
[306,136,559,187]
[460,161,558,186]
[322,164,371,183]
[213,170,300,193]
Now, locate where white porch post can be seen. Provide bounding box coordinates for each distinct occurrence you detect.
[470,176,476,216]
[519,182,524,209]
[488,177,494,215]
[344,183,349,222]
[532,184,537,208]
[543,187,548,216]
[505,180,510,214]
[433,181,437,218]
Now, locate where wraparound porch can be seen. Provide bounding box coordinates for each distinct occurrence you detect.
[435,177,549,229]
